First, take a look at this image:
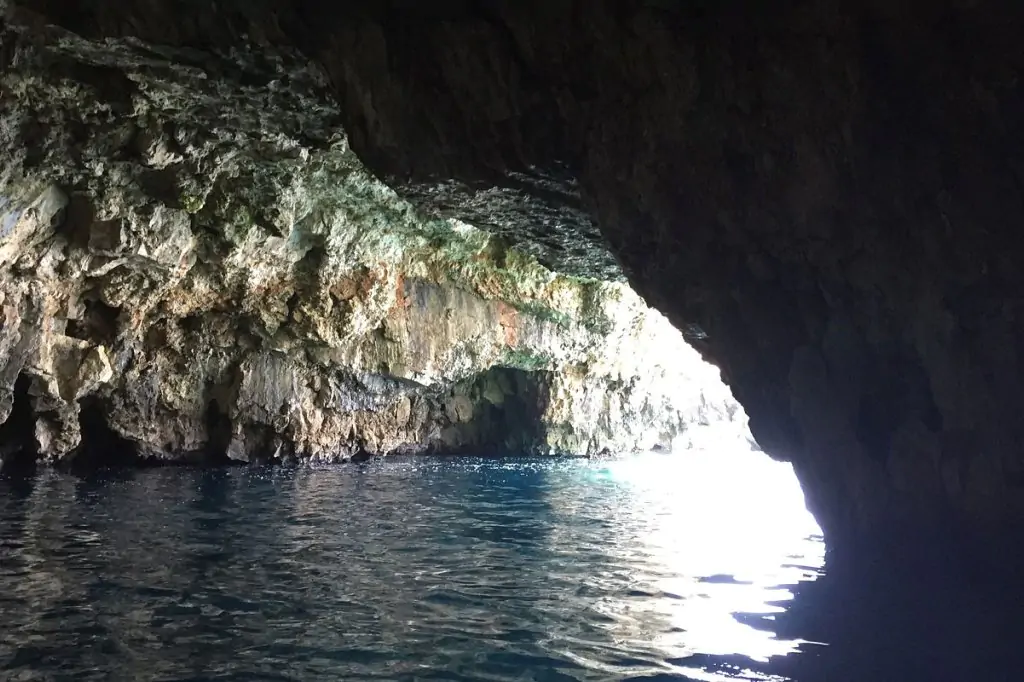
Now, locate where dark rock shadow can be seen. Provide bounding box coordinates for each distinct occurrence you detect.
[736,548,1024,681]
[0,373,40,478]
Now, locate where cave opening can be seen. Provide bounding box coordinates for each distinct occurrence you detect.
[0,372,39,477]
[68,397,144,472]
[597,446,825,663]
[430,366,553,457]
[202,398,234,465]
[7,0,1024,672]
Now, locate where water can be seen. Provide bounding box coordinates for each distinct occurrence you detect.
[1,451,828,681]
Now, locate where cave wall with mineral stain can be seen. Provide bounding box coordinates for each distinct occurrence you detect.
[6,0,1024,553]
[0,11,744,468]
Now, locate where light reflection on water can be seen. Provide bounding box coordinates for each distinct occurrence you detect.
[590,451,825,676]
[0,451,825,681]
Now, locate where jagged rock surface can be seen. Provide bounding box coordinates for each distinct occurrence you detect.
[311,1,1024,550]
[9,0,1024,557]
[0,14,745,468]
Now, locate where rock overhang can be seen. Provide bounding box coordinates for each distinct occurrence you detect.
[6,0,1024,561]
[0,1,749,473]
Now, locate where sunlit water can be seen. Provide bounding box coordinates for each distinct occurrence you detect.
[0,451,826,681]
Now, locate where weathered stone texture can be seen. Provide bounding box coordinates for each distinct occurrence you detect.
[0,6,744,470]
[8,0,1024,554]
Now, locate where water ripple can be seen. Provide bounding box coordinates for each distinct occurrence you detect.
[0,452,824,681]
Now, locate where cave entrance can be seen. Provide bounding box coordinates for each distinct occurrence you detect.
[70,397,142,471]
[592,443,825,662]
[0,372,39,476]
[601,417,824,583]
[605,446,822,565]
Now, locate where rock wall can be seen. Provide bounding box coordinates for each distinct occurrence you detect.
[328,0,1024,553]
[0,16,745,469]
[305,0,1024,550]
[12,0,1023,559]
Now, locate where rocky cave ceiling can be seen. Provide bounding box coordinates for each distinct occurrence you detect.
[0,0,746,478]
[4,0,1024,558]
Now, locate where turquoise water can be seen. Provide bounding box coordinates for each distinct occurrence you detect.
[0,452,828,681]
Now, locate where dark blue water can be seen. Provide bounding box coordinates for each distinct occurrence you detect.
[1,453,829,681]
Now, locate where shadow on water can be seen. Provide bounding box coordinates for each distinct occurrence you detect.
[448,458,555,548]
[743,555,1024,682]
[685,537,1024,682]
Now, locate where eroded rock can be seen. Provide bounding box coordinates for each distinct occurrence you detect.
[144,0,1020,550]
[0,8,746,470]
[11,0,1019,560]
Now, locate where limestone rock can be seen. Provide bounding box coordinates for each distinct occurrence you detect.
[25,0,1005,551]
[0,9,747,470]
[308,0,1024,548]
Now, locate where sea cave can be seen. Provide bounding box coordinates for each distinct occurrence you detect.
[2,1,1023,679]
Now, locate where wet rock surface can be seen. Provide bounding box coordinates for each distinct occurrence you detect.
[5,0,1024,554]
